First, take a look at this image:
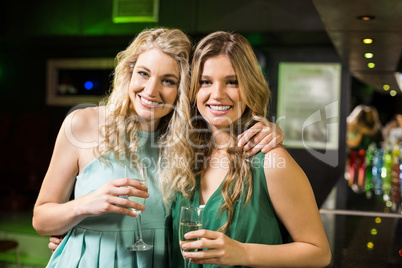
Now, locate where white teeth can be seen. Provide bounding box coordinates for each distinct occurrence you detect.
[140,96,160,106]
[209,105,231,111]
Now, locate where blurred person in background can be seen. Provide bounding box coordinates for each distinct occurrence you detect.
[346,104,383,192]
[382,112,402,146]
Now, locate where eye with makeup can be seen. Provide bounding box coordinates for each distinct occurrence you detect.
[137,70,149,78]
[199,79,211,86]
[162,78,178,87]
[227,79,239,86]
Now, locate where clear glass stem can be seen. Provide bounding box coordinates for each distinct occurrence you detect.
[185,258,191,268]
[127,209,152,251]
[135,210,144,242]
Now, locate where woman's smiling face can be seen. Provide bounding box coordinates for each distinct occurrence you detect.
[196,54,246,131]
[129,48,179,130]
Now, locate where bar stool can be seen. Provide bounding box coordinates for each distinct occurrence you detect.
[0,240,20,268]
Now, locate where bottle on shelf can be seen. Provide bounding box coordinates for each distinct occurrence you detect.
[382,142,392,201]
[372,146,384,196]
[390,142,401,212]
[364,143,377,199]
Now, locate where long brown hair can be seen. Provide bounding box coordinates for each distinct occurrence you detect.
[163,31,271,232]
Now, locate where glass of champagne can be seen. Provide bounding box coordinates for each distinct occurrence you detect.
[126,164,153,251]
[179,206,204,268]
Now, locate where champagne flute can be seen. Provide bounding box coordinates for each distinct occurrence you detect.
[126,164,153,251]
[179,206,204,268]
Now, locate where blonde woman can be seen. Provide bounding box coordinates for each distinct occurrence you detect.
[34,28,283,267]
[168,31,331,267]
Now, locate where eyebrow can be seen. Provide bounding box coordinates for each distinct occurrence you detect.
[164,73,180,81]
[201,75,237,79]
[136,66,179,81]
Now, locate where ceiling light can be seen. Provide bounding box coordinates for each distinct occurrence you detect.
[390,90,397,97]
[368,63,375,68]
[363,38,373,44]
[357,15,375,21]
[364,53,374,59]
[383,84,390,91]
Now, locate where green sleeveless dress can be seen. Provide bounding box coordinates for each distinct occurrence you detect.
[171,152,283,268]
[46,131,171,268]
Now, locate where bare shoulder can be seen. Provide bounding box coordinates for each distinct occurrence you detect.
[65,106,104,128]
[264,145,289,158]
[63,106,105,142]
[263,146,314,212]
[263,145,307,180]
[263,146,297,167]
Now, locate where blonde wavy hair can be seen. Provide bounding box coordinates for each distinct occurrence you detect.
[162,31,271,232]
[95,28,192,166]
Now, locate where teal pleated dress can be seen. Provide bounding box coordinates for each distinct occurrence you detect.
[171,152,283,268]
[47,131,171,268]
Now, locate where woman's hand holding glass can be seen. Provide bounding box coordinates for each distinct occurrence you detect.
[180,230,246,266]
[45,174,149,253]
[76,178,149,217]
[179,206,204,268]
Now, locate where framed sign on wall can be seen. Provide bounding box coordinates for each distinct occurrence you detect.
[277,62,342,151]
[47,58,114,106]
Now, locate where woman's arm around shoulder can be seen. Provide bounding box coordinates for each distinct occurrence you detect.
[242,146,331,267]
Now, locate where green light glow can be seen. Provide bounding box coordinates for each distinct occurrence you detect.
[247,34,264,46]
[113,16,157,23]
[112,0,159,24]
[364,53,374,58]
